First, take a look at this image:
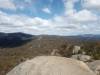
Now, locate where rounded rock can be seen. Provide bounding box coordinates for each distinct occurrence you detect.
[7,56,96,75]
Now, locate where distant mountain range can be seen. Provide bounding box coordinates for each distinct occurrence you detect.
[0,32,100,48]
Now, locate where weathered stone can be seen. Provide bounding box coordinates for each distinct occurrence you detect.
[73,45,81,54]
[88,60,100,75]
[7,56,96,75]
[71,54,92,62]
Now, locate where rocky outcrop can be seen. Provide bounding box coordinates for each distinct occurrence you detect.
[7,56,96,75]
[88,60,100,75]
[72,45,81,54]
[71,54,92,62]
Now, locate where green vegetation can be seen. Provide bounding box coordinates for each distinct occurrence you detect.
[58,43,74,57]
[82,41,100,60]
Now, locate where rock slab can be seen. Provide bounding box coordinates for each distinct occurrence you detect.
[7,56,96,75]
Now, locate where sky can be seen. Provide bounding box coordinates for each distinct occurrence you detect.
[0,0,100,35]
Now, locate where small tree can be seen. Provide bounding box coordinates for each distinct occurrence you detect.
[58,42,74,57]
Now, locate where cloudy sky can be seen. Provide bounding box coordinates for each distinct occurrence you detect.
[0,0,100,35]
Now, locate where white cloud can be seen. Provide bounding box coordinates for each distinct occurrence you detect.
[42,8,51,14]
[63,0,79,16]
[0,0,100,35]
[63,0,98,22]
[0,11,53,35]
[82,0,100,9]
[0,9,100,35]
[0,0,16,9]
[72,9,98,22]
[49,0,100,35]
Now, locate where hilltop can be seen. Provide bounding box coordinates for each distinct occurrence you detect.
[0,33,100,75]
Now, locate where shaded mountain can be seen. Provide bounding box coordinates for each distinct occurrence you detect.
[0,32,34,48]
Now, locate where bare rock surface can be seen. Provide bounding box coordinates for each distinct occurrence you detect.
[87,60,100,75]
[71,54,92,62]
[7,56,96,75]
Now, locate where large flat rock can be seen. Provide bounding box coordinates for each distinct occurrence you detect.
[7,56,96,75]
